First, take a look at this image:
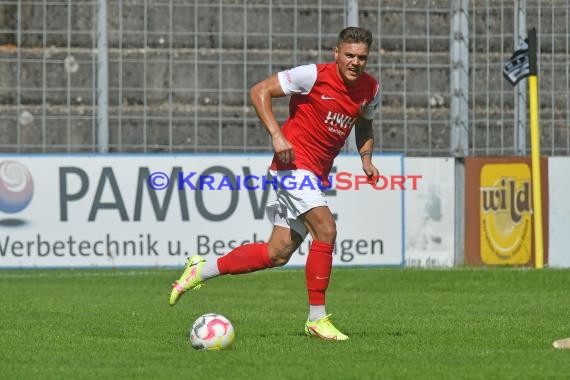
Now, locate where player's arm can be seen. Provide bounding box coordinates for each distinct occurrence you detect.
[249,74,294,163]
[355,117,379,182]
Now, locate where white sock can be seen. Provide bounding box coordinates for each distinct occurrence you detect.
[200,259,221,281]
[308,305,326,322]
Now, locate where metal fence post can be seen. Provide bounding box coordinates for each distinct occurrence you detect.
[514,0,528,155]
[346,0,359,153]
[96,0,109,153]
[450,0,469,266]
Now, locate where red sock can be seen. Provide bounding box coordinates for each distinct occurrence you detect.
[305,240,334,305]
[217,243,273,275]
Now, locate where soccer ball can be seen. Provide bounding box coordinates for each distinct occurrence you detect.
[189,313,235,350]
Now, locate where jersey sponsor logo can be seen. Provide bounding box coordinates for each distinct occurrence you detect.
[321,94,335,100]
[479,163,532,265]
[324,111,357,135]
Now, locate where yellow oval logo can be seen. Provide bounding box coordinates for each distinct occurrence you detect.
[479,163,532,264]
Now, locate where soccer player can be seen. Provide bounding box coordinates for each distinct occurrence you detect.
[169,26,380,341]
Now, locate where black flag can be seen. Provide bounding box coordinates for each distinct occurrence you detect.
[503,39,530,86]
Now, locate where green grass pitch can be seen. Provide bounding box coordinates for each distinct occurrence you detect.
[2,267,570,379]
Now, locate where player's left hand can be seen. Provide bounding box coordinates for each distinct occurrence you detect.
[362,162,379,185]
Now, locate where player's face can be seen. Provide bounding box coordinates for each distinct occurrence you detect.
[334,42,369,85]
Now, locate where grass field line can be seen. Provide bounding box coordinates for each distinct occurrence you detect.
[0,269,167,279]
[0,267,306,279]
[0,266,564,280]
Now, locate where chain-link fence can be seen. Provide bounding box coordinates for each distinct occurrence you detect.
[470,0,570,156]
[0,0,568,155]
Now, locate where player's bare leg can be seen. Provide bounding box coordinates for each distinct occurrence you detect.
[266,225,304,266]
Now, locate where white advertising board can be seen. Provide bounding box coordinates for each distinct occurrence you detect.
[404,158,455,267]
[548,157,570,267]
[0,154,405,268]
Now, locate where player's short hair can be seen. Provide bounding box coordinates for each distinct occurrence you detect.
[337,27,373,48]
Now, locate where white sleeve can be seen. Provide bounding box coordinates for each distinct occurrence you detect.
[277,64,318,95]
[361,84,381,120]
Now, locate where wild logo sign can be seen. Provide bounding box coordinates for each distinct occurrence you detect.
[479,164,533,265]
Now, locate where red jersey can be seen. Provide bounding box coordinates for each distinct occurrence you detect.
[270,62,380,182]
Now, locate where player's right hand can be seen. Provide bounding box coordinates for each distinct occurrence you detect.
[272,134,295,164]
